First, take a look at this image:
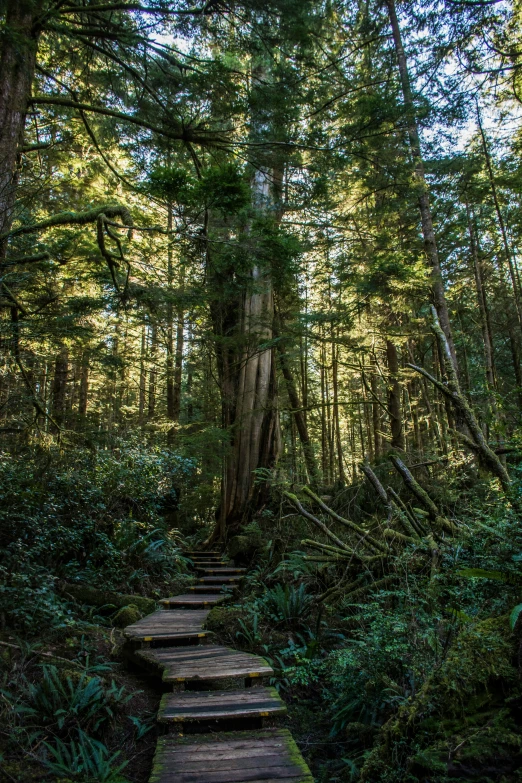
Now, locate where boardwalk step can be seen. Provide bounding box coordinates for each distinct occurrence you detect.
[160,594,226,609]
[189,556,224,561]
[192,561,228,567]
[149,729,314,783]
[196,567,247,575]
[198,575,243,584]
[158,686,286,724]
[123,609,209,643]
[136,644,273,683]
[188,585,233,594]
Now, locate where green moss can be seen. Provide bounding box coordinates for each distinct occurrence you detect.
[360,616,521,782]
[228,533,262,564]
[204,606,245,643]
[112,604,142,628]
[59,582,156,615]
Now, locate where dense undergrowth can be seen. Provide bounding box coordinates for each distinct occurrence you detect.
[208,458,522,783]
[3,440,522,782]
[0,440,197,782]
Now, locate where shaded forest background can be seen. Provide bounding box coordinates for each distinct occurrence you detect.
[3,0,522,780]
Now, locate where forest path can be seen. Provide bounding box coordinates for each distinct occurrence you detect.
[124,550,314,783]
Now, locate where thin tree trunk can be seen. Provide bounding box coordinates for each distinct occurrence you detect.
[172,267,185,422]
[51,346,68,429]
[332,336,346,482]
[277,336,320,488]
[166,202,175,420]
[466,202,496,391]
[371,357,381,459]
[477,110,522,331]
[148,324,157,419]
[186,322,194,422]
[386,339,404,450]
[138,324,146,424]
[320,343,328,483]
[78,354,89,417]
[385,0,457,370]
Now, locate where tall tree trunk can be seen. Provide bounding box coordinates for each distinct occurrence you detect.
[477,110,522,331]
[186,322,194,422]
[172,269,184,422]
[331,336,346,483]
[51,346,68,429]
[277,336,320,488]
[371,357,381,459]
[466,203,496,391]
[78,354,89,417]
[0,0,42,263]
[166,202,175,420]
[385,0,457,370]
[386,339,404,450]
[221,254,280,530]
[138,324,146,424]
[320,343,329,482]
[148,324,157,419]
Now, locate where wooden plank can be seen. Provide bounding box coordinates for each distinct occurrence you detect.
[158,686,286,722]
[198,576,242,583]
[188,585,229,594]
[123,609,210,641]
[191,563,228,569]
[196,568,247,575]
[137,644,273,682]
[149,730,313,783]
[160,594,226,609]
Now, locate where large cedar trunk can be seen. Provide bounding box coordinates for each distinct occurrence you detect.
[218,263,280,533]
[0,0,42,261]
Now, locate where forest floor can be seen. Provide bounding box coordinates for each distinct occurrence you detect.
[0,624,162,782]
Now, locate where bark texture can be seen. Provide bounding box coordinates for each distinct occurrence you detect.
[0,0,42,262]
[220,259,280,531]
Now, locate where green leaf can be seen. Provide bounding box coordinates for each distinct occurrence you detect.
[510,603,522,630]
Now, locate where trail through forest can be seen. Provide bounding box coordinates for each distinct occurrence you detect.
[123,550,312,783]
[4,0,522,780]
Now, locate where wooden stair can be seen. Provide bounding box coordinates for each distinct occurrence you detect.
[149,730,314,783]
[157,686,286,725]
[198,575,243,585]
[123,609,210,645]
[195,567,247,575]
[160,593,226,609]
[136,644,273,685]
[188,584,230,594]
[123,549,314,783]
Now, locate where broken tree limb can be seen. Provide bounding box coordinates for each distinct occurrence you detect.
[382,529,417,544]
[301,538,383,563]
[301,539,354,559]
[389,455,455,533]
[409,306,511,492]
[387,486,428,537]
[359,463,420,540]
[301,486,387,554]
[284,491,355,554]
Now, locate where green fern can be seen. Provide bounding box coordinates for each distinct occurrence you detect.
[43,731,129,781]
[257,583,313,627]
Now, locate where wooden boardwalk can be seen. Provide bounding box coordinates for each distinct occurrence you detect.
[124,550,314,783]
